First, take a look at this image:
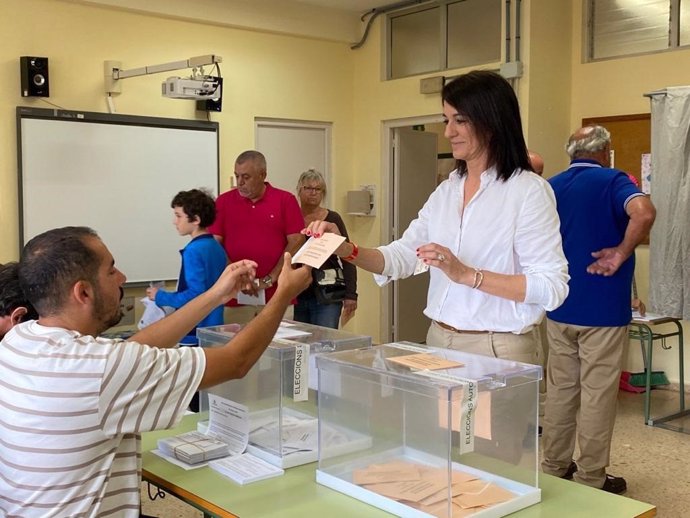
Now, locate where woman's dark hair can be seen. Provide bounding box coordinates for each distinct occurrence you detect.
[441,70,531,181]
[19,227,100,316]
[171,189,217,228]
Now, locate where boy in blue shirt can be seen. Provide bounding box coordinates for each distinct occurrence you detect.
[146,189,228,345]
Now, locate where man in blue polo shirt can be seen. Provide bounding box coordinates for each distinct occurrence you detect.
[542,125,656,494]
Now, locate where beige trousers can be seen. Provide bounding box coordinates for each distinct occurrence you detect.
[426,320,539,364]
[534,319,549,416]
[541,320,626,488]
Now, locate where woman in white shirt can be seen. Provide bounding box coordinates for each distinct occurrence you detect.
[304,70,568,364]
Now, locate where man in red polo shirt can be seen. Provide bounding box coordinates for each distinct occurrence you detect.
[210,150,305,323]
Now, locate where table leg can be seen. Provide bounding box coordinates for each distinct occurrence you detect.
[676,320,685,412]
[643,325,653,425]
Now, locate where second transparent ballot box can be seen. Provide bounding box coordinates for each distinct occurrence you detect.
[196,321,372,468]
[316,342,542,518]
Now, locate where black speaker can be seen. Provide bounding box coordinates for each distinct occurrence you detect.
[196,77,222,112]
[20,56,50,97]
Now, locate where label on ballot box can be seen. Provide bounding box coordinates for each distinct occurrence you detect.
[416,370,478,454]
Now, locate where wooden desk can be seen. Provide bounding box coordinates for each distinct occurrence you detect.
[629,316,687,430]
[142,415,656,518]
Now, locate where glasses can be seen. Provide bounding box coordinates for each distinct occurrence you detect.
[301,186,323,193]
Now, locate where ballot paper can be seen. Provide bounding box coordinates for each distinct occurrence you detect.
[209,453,284,485]
[291,233,347,268]
[206,395,250,453]
[237,290,266,306]
[354,460,515,515]
[249,413,350,456]
[250,414,319,455]
[157,431,230,465]
[414,259,430,275]
[157,395,249,467]
[273,325,312,340]
[387,353,464,371]
[138,297,166,329]
[631,310,665,322]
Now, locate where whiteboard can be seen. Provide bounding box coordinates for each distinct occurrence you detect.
[17,107,219,283]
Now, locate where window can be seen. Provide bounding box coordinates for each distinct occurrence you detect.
[387,0,501,80]
[588,0,689,60]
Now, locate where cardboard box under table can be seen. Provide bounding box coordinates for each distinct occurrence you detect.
[196,321,372,468]
[316,342,542,518]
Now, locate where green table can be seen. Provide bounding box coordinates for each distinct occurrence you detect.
[629,316,687,430]
[142,415,656,518]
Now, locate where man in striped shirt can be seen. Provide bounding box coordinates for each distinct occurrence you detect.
[0,226,310,517]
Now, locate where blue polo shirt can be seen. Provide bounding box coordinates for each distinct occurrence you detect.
[547,159,644,327]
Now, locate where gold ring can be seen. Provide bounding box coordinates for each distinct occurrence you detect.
[437,253,445,262]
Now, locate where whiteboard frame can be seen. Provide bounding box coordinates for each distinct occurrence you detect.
[16,106,220,285]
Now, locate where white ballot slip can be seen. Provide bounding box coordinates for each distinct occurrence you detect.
[209,453,284,485]
[414,259,430,275]
[292,233,347,268]
[632,310,666,322]
[207,395,250,456]
[138,297,166,329]
[237,290,266,306]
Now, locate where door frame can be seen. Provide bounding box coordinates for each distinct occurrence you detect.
[254,117,332,207]
[380,114,444,343]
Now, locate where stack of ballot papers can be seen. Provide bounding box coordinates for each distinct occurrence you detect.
[352,460,515,517]
[209,453,284,485]
[157,431,230,465]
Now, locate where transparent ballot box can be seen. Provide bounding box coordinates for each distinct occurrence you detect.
[196,321,372,468]
[315,342,542,518]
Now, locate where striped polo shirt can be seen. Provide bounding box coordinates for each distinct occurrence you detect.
[0,320,205,517]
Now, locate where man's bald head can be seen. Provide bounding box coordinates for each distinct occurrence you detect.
[528,151,544,176]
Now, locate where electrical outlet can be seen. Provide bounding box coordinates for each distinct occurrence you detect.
[119,296,135,326]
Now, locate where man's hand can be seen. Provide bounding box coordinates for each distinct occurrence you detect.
[587,247,629,276]
[145,286,158,301]
[211,260,258,304]
[274,252,312,300]
[632,298,646,317]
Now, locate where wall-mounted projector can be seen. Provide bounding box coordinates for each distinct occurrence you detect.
[161,76,220,100]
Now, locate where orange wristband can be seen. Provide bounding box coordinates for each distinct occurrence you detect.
[343,242,359,262]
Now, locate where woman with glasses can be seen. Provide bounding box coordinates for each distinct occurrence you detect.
[294,169,357,328]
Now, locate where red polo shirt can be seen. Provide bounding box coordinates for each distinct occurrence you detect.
[209,182,304,304]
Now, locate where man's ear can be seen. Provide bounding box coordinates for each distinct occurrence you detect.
[9,306,29,325]
[73,280,94,306]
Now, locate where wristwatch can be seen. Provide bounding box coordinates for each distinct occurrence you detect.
[261,275,273,288]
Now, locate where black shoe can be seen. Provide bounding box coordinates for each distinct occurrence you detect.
[560,461,577,480]
[601,474,627,494]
